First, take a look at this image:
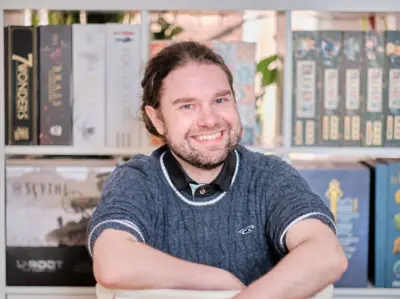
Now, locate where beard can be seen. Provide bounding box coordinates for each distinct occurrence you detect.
[164,124,242,170]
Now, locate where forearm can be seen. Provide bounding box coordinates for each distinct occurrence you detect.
[93,230,242,291]
[233,236,347,299]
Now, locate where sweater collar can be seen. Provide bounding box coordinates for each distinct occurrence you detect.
[161,146,237,192]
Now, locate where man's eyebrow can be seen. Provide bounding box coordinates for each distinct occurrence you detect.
[172,90,232,105]
[172,97,197,105]
[214,89,232,97]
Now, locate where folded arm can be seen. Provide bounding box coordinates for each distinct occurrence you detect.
[233,218,347,299]
[92,229,245,291]
[232,157,348,299]
[88,165,244,291]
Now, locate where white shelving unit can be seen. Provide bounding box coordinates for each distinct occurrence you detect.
[1,0,400,12]
[4,145,158,157]
[1,1,400,299]
[6,286,96,297]
[3,145,286,157]
[0,9,5,299]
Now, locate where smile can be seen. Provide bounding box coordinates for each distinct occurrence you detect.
[193,131,223,141]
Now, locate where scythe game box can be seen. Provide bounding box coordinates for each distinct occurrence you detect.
[5,158,116,286]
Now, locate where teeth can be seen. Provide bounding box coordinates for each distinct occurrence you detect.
[195,132,222,141]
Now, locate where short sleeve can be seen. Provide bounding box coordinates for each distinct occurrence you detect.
[86,164,155,257]
[265,157,336,257]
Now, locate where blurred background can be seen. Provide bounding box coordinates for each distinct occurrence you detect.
[2,6,400,299]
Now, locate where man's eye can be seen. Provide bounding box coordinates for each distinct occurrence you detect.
[181,104,193,109]
[216,98,227,103]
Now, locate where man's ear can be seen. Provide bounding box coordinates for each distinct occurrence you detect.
[144,105,165,136]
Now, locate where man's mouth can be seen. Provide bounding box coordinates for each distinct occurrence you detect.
[192,131,224,142]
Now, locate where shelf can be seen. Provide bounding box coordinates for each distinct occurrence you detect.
[6,286,95,295]
[4,145,158,156]
[289,147,400,160]
[334,287,400,299]
[4,145,280,157]
[5,145,400,160]
[6,286,400,298]
[4,145,285,157]
[1,0,399,11]
[246,146,286,156]
[7,286,398,298]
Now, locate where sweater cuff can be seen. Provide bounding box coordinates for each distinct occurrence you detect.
[87,219,146,256]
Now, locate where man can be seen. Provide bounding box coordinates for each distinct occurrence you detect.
[87,41,347,299]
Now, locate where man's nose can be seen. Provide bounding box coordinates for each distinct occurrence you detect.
[197,107,219,127]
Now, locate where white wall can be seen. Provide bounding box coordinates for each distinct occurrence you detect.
[293,11,400,31]
[162,11,244,41]
[242,11,279,148]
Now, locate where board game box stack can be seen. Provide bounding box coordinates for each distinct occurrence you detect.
[3,25,260,149]
[5,158,117,286]
[293,161,371,288]
[291,158,400,289]
[363,159,400,289]
[4,24,147,149]
[292,29,400,148]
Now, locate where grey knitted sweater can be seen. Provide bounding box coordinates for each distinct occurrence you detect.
[87,145,336,286]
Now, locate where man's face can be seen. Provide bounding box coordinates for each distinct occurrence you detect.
[147,62,242,170]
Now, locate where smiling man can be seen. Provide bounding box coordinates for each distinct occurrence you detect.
[87,41,347,299]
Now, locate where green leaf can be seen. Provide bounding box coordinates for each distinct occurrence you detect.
[31,10,39,26]
[157,17,171,32]
[65,12,79,25]
[256,55,278,73]
[48,11,63,25]
[157,17,169,27]
[153,31,166,40]
[256,54,279,88]
[261,68,277,87]
[168,26,184,37]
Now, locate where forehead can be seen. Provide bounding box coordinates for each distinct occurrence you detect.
[161,62,231,102]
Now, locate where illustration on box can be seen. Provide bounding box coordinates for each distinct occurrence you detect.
[296,163,370,288]
[5,160,117,286]
[325,179,360,260]
[45,172,111,246]
[6,162,114,247]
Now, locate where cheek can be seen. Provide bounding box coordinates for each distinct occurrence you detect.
[165,114,194,136]
[219,108,241,124]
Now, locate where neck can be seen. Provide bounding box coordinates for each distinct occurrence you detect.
[173,153,223,184]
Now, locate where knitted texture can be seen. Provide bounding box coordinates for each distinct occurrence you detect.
[87,145,336,285]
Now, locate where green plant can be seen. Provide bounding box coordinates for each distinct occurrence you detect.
[256,54,281,100]
[31,11,80,25]
[30,10,183,40]
[152,16,184,40]
[254,54,282,141]
[30,11,40,26]
[85,12,125,24]
[31,10,126,25]
[49,11,80,25]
